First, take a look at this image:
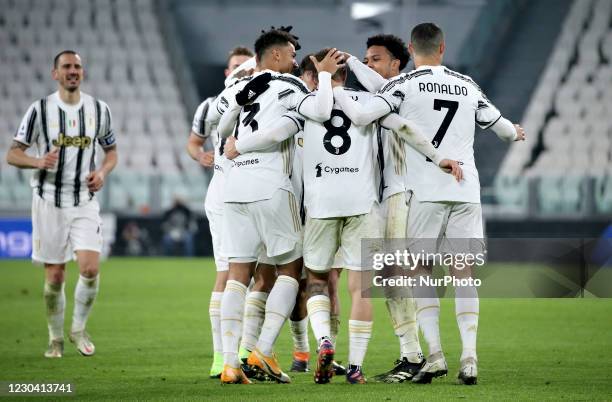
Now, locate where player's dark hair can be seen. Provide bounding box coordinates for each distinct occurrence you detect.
[299,53,316,76]
[254,29,298,60]
[366,34,410,71]
[312,48,346,82]
[53,50,79,68]
[227,46,254,64]
[410,22,444,55]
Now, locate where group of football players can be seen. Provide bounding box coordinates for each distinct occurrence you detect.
[187,22,526,386]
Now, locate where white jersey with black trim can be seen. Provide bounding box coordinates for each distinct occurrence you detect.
[377,65,501,203]
[224,71,312,203]
[191,96,226,212]
[303,88,377,219]
[13,91,115,208]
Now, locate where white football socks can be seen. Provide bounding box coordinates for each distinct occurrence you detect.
[256,275,299,356]
[306,295,331,342]
[71,274,99,333]
[221,280,247,367]
[413,282,442,357]
[455,285,479,362]
[209,291,223,354]
[44,281,65,341]
[240,291,268,353]
[330,312,340,347]
[348,320,373,367]
[290,317,310,353]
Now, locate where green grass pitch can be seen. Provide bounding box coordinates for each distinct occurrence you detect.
[1,258,611,401]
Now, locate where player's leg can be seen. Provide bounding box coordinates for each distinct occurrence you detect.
[62,199,103,357]
[303,215,339,384]
[341,210,380,384]
[289,274,310,372]
[219,202,260,384]
[408,197,449,384]
[374,191,425,382]
[32,194,71,358]
[328,266,346,375]
[240,261,275,379]
[446,202,484,385]
[247,190,302,383]
[206,206,228,377]
[43,264,66,358]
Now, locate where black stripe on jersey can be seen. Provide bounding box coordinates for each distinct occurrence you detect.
[197,99,211,135]
[379,69,433,93]
[73,106,86,206]
[90,100,102,200]
[443,68,491,101]
[226,75,253,89]
[374,94,395,114]
[296,93,315,116]
[477,100,489,110]
[283,114,305,132]
[38,98,50,198]
[271,76,309,94]
[25,108,38,144]
[54,108,67,207]
[376,125,385,203]
[299,181,306,226]
[278,88,294,100]
[477,114,501,130]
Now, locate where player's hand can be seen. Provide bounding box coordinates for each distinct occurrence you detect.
[198,150,214,167]
[236,72,272,106]
[514,124,526,141]
[310,48,345,75]
[223,136,240,160]
[37,147,59,169]
[86,170,105,192]
[337,51,353,63]
[438,159,463,182]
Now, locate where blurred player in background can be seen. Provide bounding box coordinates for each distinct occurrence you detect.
[333,22,525,385]
[187,46,254,378]
[6,50,117,358]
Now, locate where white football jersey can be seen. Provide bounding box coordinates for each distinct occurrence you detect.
[191,96,225,212]
[377,65,501,203]
[303,88,377,219]
[14,91,115,208]
[377,126,407,201]
[288,114,306,225]
[224,71,311,203]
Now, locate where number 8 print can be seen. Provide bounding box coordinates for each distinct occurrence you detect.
[323,109,352,155]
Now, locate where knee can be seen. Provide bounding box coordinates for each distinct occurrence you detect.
[45,265,65,284]
[79,262,99,278]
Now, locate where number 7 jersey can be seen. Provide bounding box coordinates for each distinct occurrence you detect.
[303,88,377,219]
[377,65,501,204]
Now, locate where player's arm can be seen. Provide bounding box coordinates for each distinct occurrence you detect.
[292,49,344,122]
[187,100,214,167]
[223,115,301,159]
[332,86,392,126]
[6,141,58,169]
[380,113,463,182]
[87,105,118,192]
[217,101,241,139]
[223,56,256,87]
[475,87,526,142]
[6,103,55,169]
[344,54,387,93]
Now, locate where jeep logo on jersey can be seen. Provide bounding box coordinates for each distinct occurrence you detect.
[52,133,92,149]
[315,163,359,177]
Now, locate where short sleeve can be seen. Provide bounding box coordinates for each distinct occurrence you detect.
[475,89,502,129]
[375,76,407,113]
[97,102,116,148]
[282,111,305,132]
[191,98,213,138]
[13,102,39,146]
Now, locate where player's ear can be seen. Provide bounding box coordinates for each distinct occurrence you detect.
[439,41,445,55]
[51,67,58,81]
[408,42,415,58]
[391,58,400,71]
[224,68,230,78]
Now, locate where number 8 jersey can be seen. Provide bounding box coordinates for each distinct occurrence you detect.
[376,65,501,204]
[303,88,377,219]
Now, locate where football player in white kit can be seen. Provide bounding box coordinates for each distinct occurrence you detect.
[187,46,254,378]
[215,30,344,384]
[333,23,526,385]
[6,50,117,358]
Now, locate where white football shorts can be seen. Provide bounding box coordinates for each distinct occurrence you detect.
[32,193,103,264]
